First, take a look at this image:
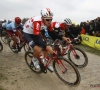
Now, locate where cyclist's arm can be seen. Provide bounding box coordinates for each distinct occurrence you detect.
[65,29,75,39]
[48,29,62,41]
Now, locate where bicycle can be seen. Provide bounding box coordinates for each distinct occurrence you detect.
[25,39,81,86]
[46,38,88,68]
[0,41,3,52]
[7,32,33,54]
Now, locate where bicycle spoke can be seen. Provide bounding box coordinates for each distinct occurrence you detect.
[53,57,80,86]
[68,47,88,68]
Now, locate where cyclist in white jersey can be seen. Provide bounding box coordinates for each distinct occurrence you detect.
[23,8,55,71]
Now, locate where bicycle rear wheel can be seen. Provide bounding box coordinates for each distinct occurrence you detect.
[68,47,88,68]
[25,51,42,74]
[0,41,3,52]
[53,57,81,86]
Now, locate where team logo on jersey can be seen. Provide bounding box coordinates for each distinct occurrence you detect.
[36,23,40,30]
[55,22,60,28]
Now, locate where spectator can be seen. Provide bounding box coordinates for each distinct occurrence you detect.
[75,24,81,37]
[84,22,90,35]
[89,20,95,35]
[81,27,86,34]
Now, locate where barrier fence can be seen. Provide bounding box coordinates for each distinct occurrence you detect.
[81,34,100,50]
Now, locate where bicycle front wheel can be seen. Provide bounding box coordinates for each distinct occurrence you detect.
[1,29,8,44]
[53,57,81,86]
[0,41,3,52]
[68,47,88,68]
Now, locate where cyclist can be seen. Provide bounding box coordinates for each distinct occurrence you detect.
[41,18,72,46]
[23,8,56,71]
[47,18,72,42]
[6,17,23,50]
[2,19,12,30]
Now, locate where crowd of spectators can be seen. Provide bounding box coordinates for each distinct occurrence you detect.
[68,17,100,37]
[0,17,100,38]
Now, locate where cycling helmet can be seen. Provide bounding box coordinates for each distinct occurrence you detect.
[15,17,21,24]
[4,19,6,22]
[41,8,53,18]
[64,18,72,25]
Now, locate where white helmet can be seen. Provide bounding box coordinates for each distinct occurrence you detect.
[41,8,53,18]
[64,18,72,25]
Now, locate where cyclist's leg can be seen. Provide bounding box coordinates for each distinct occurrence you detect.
[34,35,53,58]
[34,35,55,55]
[23,32,43,69]
[35,35,54,71]
[6,30,17,48]
[12,35,17,48]
[23,32,42,57]
[15,30,23,41]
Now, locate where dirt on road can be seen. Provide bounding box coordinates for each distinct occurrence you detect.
[0,42,100,90]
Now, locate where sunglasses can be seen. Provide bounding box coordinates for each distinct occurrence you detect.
[45,19,52,21]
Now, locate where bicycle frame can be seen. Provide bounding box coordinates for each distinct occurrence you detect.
[63,43,78,58]
[39,53,68,74]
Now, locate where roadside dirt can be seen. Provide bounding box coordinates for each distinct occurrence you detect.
[0,42,100,90]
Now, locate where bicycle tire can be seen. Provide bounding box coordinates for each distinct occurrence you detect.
[24,44,33,57]
[0,41,3,52]
[25,51,42,74]
[68,47,88,68]
[53,57,81,86]
[1,29,8,44]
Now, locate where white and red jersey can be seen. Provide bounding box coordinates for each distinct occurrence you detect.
[23,16,47,35]
[49,22,69,31]
[23,16,67,35]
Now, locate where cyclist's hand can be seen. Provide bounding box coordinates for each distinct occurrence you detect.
[66,38,70,43]
[62,37,70,44]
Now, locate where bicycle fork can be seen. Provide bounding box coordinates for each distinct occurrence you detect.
[69,45,80,59]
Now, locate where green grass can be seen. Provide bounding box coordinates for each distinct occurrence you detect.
[75,44,100,56]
